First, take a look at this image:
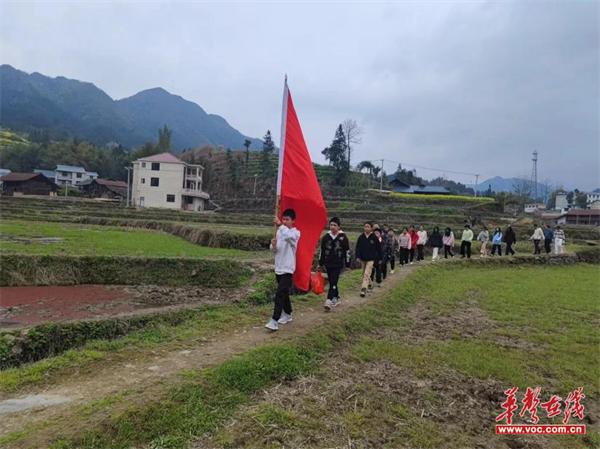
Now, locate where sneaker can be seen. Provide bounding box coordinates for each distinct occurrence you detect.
[277,312,293,324]
[377,282,382,288]
[265,319,279,331]
[324,299,333,311]
[331,297,340,307]
[360,288,366,297]
[390,269,395,274]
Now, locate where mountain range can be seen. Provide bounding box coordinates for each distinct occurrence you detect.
[0,64,262,150]
[471,176,552,194]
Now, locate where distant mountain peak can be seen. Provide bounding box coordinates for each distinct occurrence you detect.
[0,65,262,150]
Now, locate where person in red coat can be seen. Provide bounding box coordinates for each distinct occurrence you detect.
[408,225,419,264]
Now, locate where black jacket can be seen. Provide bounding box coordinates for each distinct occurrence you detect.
[504,228,517,244]
[429,231,443,248]
[319,232,350,268]
[355,232,382,262]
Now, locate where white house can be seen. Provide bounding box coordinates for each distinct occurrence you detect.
[554,191,569,211]
[586,190,600,208]
[131,152,209,211]
[35,165,98,188]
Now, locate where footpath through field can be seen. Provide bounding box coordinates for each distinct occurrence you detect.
[0,263,418,440]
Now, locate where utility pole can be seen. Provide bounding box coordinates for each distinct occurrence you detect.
[125,166,132,207]
[379,159,384,191]
[474,174,479,197]
[253,174,258,196]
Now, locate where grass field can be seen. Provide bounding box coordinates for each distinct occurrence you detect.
[0,220,265,258]
[1,263,597,449]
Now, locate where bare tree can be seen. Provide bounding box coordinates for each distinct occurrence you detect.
[512,176,533,200]
[342,119,363,170]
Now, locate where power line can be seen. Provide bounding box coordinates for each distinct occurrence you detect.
[364,158,485,179]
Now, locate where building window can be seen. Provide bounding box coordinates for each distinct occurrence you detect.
[76,173,82,178]
[141,162,146,168]
[141,178,145,184]
[150,177,159,187]
[166,194,175,203]
[151,162,160,171]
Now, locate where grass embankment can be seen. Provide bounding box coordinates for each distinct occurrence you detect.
[2,264,597,449]
[0,220,266,258]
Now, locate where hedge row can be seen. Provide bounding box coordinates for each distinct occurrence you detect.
[0,255,253,287]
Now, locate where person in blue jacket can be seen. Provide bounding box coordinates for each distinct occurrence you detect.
[491,227,503,256]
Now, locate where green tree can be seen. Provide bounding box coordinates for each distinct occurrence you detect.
[322,124,348,185]
[157,125,172,152]
[575,190,588,209]
[260,130,275,178]
[243,139,251,168]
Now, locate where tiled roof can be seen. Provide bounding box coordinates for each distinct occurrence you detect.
[56,164,87,173]
[137,152,183,164]
[96,178,127,188]
[0,172,42,181]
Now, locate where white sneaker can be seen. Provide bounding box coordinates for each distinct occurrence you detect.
[277,312,293,324]
[390,269,395,274]
[265,319,279,331]
[324,299,333,311]
[331,297,340,307]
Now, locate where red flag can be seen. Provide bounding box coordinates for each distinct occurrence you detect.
[277,78,327,291]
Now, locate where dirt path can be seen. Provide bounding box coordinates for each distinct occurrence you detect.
[0,264,419,437]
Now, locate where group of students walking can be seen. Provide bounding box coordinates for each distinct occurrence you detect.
[265,209,568,332]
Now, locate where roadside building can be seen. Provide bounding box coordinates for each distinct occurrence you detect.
[131,152,210,211]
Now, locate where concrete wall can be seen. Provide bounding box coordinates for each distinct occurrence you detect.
[132,161,184,209]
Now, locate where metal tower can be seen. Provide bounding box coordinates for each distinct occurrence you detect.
[531,150,538,200]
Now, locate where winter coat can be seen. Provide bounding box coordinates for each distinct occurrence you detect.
[429,231,443,248]
[492,232,503,245]
[319,231,350,268]
[398,233,412,249]
[504,228,517,244]
[442,232,455,247]
[477,230,489,242]
[355,232,382,262]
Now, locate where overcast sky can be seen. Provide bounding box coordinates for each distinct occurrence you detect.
[1,0,598,189]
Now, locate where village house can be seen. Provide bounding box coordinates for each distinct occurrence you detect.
[0,172,58,196]
[34,165,98,188]
[556,209,600,226]
[80,178,128,200]
[131,152,210,211]
[387,174,450,195]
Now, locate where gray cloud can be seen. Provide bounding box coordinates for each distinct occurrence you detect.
[1,0,597,189]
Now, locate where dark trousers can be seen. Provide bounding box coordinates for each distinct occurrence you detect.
[399,247,410,265]
[544,239,552,254]
[460,241,472,258]
[417,244,425,261]
[491,244,502,256]
[444,245,454,258]
[409,247,415,262]
[533,239,541,254]
[506,242,515,255]
[326,266,341,300]
[272,273,292,320]
[389,254,395,271]
[381,257,388,279]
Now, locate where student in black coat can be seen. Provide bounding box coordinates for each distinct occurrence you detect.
[503,225,517,256]
[355,222,382,297]
[318,217,350,310]
[429,226,444,261]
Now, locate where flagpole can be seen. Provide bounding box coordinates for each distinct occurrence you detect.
[274,74,288,237]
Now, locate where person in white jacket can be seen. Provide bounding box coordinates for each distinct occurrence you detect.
[265,209,301,331]
[416,225,428,261]
[530,224,544,255]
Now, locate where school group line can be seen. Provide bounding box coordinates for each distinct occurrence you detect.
[264,209,567,331]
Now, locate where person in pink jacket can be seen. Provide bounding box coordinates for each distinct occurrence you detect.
[442,227,455,258]
[398,227,412,265]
